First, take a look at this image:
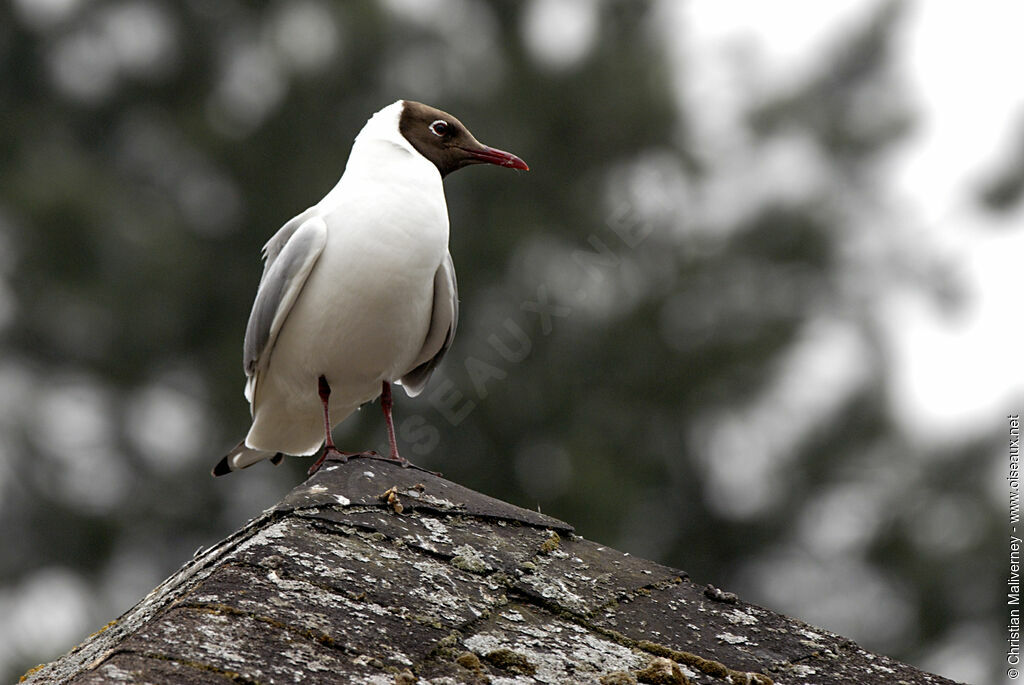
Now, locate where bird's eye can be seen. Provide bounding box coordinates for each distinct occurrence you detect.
[429,120,451,137]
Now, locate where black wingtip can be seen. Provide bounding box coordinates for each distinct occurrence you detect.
[270,452,284,466]
[211,457,233,477]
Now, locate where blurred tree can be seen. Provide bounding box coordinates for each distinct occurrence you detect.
[0,0,1000,683]
[978,118,1024,213]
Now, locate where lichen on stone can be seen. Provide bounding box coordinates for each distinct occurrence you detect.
[450,544,491,574]
[18,664,45,682]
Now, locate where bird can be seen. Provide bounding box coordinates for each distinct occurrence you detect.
[212,100,528,477]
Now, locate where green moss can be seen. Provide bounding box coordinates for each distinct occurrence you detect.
[128,651,255,683]
[394,669,417,684]
[599,672,638,684]
[456,652,484,672]
[437,632,461,649]
[490,571,513,586]
[424,631,463,662]
[636,640,772,684]
[580,625,771,685]
[484,648,536,675]
[635,656,691,684]
[538,531,561,554]
[409,613,445,629]
[594,625,632,645]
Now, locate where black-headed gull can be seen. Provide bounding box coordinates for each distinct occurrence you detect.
[213,100,528,476]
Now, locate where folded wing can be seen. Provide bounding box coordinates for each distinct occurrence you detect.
[400,250,458,397]
[243,211,328,405]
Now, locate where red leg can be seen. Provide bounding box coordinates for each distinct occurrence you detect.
[309,378,420,476]
[308,375,347,475]
[320,376,337,451]
[380,381,407,465]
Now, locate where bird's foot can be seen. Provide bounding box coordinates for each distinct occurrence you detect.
[308,448,441,477]
[307,447,357,476]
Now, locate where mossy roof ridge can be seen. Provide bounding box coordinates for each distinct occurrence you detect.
[23,458,960,685]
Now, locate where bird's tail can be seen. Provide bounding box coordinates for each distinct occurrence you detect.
[212,440,284,476]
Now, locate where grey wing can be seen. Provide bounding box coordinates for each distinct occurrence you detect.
[400,251,458,397]
[261,207,318,276]
[243,214,328,404]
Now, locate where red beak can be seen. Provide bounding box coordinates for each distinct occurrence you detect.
[463,145,530,171]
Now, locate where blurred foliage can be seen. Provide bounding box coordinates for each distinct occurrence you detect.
[978,119,1024,213]
[0,1,1005,683]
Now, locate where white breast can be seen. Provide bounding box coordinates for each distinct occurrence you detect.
[245,134,450,455]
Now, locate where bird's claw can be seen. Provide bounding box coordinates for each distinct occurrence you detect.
[307,447,351,476]
[308,448,440,477]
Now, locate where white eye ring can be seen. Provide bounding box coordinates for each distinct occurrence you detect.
[429,120,451,137]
